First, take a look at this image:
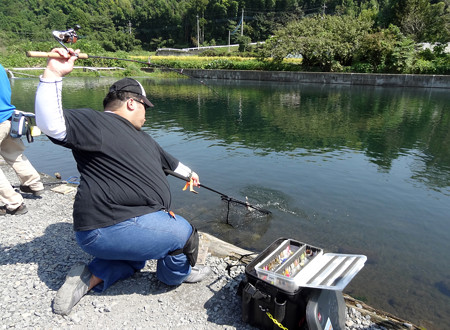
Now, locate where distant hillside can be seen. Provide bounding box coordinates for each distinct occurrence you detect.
[1,0,448,52]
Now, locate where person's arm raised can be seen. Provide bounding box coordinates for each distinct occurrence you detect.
[35,48,80,141]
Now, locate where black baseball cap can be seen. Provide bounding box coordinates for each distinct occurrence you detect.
[108,78,154,107]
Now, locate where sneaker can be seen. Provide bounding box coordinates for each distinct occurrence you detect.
[53,263,91,315]
[19,185,44,197]
[184,265,212,283]
[0,203,28,216]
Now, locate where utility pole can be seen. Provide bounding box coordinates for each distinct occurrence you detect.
[228,30,231,52]
[202,15,205,44]
[196,15,200,49]
[128,21,132,51]
[241,9,244,36]
[322,3,327,17]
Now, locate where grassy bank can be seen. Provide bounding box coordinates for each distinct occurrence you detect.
[2,46,448,77]
[0,46,302,78]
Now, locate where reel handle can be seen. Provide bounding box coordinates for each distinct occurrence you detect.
[26,51,89,59]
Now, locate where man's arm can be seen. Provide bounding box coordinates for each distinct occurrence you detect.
[35,48,79,140]
[174,162,200,186]
[35,76,66,140]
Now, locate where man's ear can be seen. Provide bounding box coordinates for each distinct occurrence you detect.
[126,98,137,111]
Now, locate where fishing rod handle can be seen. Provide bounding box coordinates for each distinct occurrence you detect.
[164,169,189,182]
[26,51,89,59]
[165,168,271,214]
[164,169,226,196]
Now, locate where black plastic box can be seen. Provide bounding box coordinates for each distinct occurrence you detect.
[239,238,352,330]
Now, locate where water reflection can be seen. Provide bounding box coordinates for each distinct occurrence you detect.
[10,77,450,330]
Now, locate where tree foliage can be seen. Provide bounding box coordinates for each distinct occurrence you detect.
[260,15,373,70]
[0,0,448,74]
[260,11,448,73]
[1,0,448,52]
[353,24,416,73]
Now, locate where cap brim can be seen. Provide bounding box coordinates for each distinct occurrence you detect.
[142,96,154,107]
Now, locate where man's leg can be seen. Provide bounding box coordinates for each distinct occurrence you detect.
[53,263,103,315]
[0,121,43,195]
[0,121,24,211]
[54,211,210,315]
[54,228,148,315]
[76,211,193,288]
[0,167,23,211]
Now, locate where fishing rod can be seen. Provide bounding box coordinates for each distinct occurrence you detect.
[26,50,156,65]
[25,26,218,95]
[164,169,271,225]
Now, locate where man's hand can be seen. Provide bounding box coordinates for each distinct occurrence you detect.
[182,171,200,194]
[191,172,200,186]
[42,48,80,79]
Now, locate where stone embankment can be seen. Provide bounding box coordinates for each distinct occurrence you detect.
[142,68,450,89]
[0,162,419,329]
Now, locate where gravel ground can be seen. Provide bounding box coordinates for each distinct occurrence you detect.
[0,163,414,329]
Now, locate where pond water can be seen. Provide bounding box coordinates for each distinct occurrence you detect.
[10,76,450,329]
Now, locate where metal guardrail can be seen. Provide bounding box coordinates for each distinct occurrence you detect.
[6,66,125,78]
[156,42,265,56]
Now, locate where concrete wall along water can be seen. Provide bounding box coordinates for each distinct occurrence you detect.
[176,69,450,89]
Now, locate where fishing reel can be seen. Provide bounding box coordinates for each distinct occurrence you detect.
[52,25,80,51]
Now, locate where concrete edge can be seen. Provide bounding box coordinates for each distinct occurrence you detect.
[165,69,450,89]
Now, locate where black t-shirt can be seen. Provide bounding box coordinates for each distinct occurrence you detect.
[50,108,179,231]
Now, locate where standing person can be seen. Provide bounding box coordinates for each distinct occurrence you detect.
[0,63,44,215]
[35,48,211,316]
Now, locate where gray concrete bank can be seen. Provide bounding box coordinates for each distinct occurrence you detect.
[174,69,450,89]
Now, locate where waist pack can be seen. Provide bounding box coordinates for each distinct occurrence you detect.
[9,110,38,143]
[169,224,199,267]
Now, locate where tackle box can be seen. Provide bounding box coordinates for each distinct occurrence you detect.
[253,238,366,292]
[239,237,367,330]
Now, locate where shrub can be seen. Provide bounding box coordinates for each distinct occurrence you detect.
[236,35,252,52]
[411,59,435,74]
[204,59,233,69]
[350,62,374,73]
[433,55,450,75]
[200,49,219,57]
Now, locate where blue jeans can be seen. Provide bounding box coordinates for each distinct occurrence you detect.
[75,210,193,292]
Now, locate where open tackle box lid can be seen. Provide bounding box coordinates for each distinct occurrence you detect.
[251,238,367,292]
[295,252,367,290]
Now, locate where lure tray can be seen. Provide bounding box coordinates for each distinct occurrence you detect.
[254,238,366,292]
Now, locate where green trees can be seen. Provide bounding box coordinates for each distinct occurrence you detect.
[259,13,449,74]
[259,1,449,74]
[0,0,138,51]
[379,0,449,42]
[1,0,448,50]
[260,15,373,71]
[0,0,308,51]
[0,0,448,74]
